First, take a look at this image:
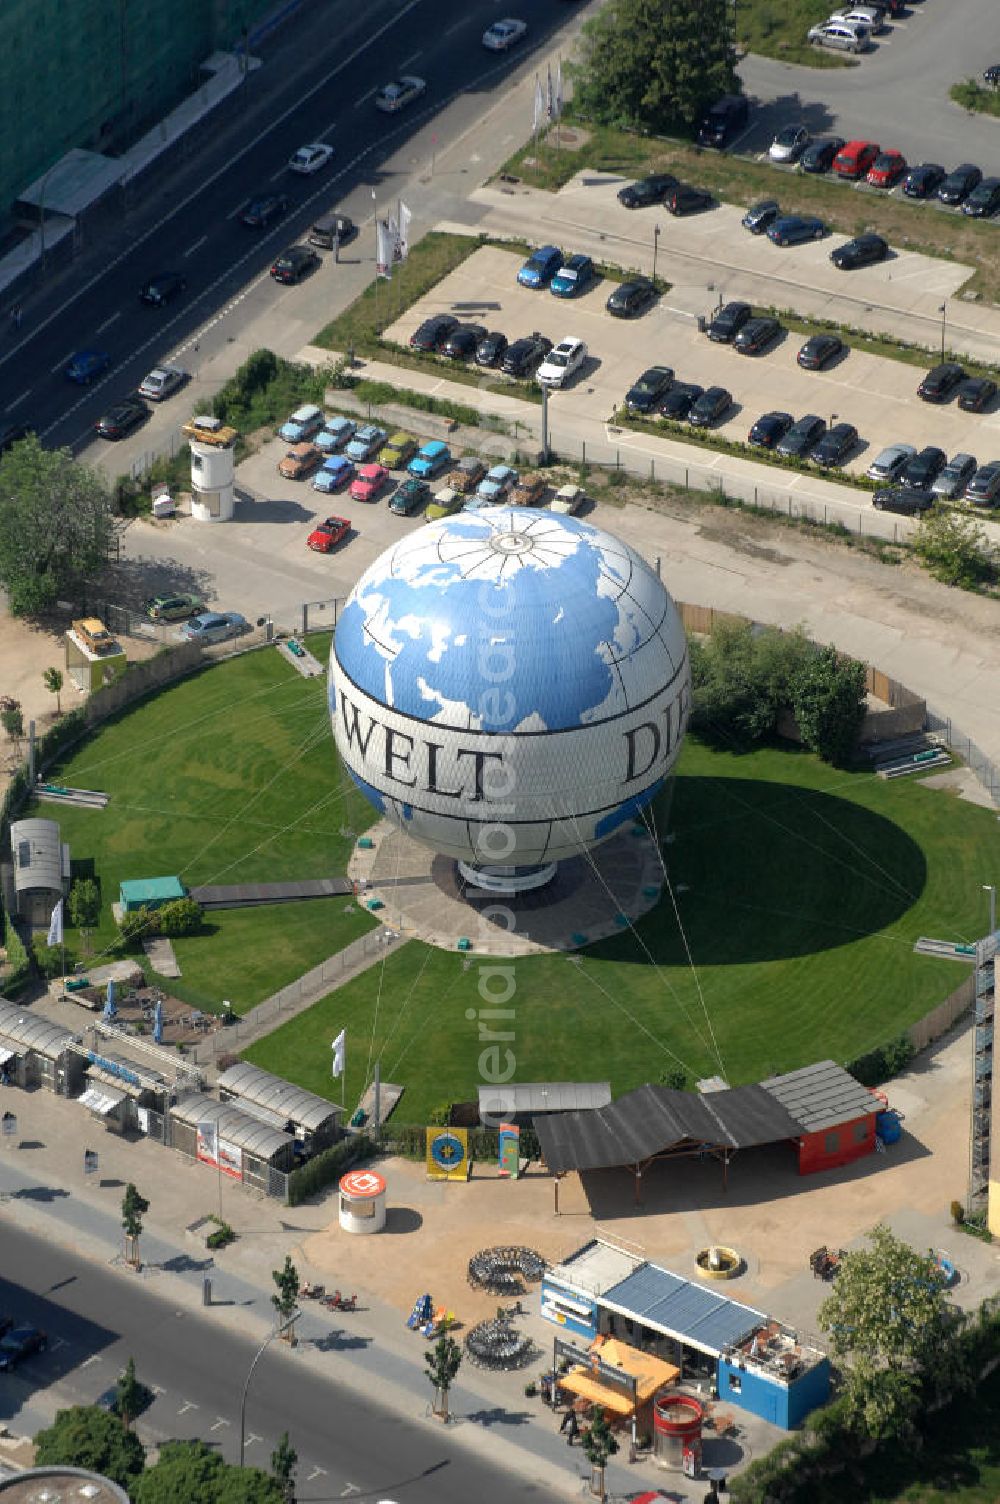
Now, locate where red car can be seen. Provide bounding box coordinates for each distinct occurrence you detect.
[833,140,880,179]
[350,463,390,502]
[307,516,351,552]
[867,150,907,189]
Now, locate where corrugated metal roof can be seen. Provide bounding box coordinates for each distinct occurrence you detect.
[216,1063,339,1134]
[0,999,76,1060]
[478,1082,612,1115]
[760,1060,876,1133]
[169,1091,293,1161]
[602,1263,766,1358]
[10,818,64,895]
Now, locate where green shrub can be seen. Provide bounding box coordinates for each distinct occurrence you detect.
[847,1033,914,1086]
[951,1199,965,1225]
[286,1133,373,1206]
[2,910,30,988]
[389,1123,499,1161]
[34,942,76,979]
[206,1217,236,1249]
[157,898,204,937]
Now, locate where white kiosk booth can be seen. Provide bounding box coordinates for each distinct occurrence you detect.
[182,416,239,523]
[339,1168,387,1234]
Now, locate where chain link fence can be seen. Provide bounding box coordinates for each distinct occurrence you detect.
[925,710,1000,804]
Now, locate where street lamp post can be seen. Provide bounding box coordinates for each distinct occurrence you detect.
[831,411,838,433]
[652,223,661,285]
[984,884,997,936]
[240,1313,299,1466]
[939,303,947,361]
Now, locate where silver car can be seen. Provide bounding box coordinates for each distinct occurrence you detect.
[807,19,871,52]
[867,443,917,483]
[932,453,977,498]
[137,365,186,402]
[830,5,886,33]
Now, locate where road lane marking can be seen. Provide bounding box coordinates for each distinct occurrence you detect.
[177,1399,199,1414]
[354,87,377,108]
[6,388,31,410]
[307,1467,328,1482]
[339,1483,358,1494]
[444,17,465,35]
[82,1355,101,1368]
[210,1417,231,1431]
[52,352,76,374]
[183,235,208,258]
[400,50,422,68]
[269,165,288,183]
[95,312,121,334]
[244,1432,262,1449]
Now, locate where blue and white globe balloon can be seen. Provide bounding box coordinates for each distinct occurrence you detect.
[329,508,690,888]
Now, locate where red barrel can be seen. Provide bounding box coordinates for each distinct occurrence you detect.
[653,1392,704,1472]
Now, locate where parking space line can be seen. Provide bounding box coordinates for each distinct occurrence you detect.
[354,87,377,109]
[96,311,121,334]
[6,388,31,410]
[244,1432,262,1449]
[269,165,287,183]
[307,1467,328,1482]
[81,1354,101,1368]
[183,234,208,258]
[177,1399,199,1414]
[210,1417,231,1431]
[444,18,466,35]
[400,50,422,69]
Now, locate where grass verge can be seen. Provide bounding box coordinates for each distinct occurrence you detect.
[736,0,857,68]
[951,79,1000,119]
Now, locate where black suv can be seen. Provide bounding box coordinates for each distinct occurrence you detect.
[900,446,947,490]
[812,423,858,468]
[707,301,752,343]
[625,366,674,414]
[902,163,945,200]
[139,271,186,306]
[667,184,712,216]
[475,331,508,366]
[442,324,487,359]
[410,314,458,351]
[963,177,1000,218]
[800,137,844,174]
[606,278,656,318]
[776,414,826,459]
[830,233,889,271]
[938,164,982,206]
[697,94,749,148]
[617,174,678,209]
[917,363,965,403]
[741,200,780,234]
[733,316,782,355]
[502,332,552,376]
[873,487,935,516]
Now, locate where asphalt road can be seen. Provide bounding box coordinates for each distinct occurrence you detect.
[0,1219,552,1502]
[0,0,574,449]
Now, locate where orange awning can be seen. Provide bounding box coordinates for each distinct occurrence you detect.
[560,1371,635,1414]
[560,1335,680,1415]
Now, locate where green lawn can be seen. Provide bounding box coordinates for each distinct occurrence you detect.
[244,738,992,1118]
[34,636,378,1011]
[736,0,856,68]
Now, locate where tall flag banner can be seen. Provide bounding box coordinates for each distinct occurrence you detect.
[386,210,401,264]
[546,62,554,121]
[331,1029,346,1079]
[554,58,563,121]
[47,899,64,948]
[396,200,412,261]
[376,219,393,278]
[533,75,545,135]
[196,1119,219,1168]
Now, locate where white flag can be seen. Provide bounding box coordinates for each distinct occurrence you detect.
[533,75,544,134]
[387,210,401,264]
[376,219,393,278]
[396,200,411,261]
[47,899,63,948]
[554,59,563,121]
[332,1029,346,1079]
[546,63,554,121]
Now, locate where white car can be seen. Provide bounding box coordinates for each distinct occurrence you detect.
[536,337,587,389]
[288,142,334,175]
[137,365,186,402]
[375,76,426,113]
[482,18,528,50]
[769,125,810,163]
[831,5,886,33]
[551,484,585,515]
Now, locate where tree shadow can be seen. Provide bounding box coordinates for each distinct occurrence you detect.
[9,1185,70,1201]
[310,1329,372,1352]
[463,1406,532,1427]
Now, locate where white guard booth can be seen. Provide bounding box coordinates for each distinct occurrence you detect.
[339,1167,387,1234]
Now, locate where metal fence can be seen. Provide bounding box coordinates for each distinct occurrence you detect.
[925,710,1000,804]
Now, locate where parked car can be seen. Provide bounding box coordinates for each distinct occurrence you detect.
[270,245,320,284]
[425,486,464,521]
[278,404,324,442]
[800,137,845,174]
[65,349,110,384]
[606,278,656,317]
[617,174,678,208]
[873,487,935,515]
[139,271,186,306]
[502,332,551,376]
[797,333,845,370]
[288,142,334,174]
[517,245,563,288]
[345,424,388,462]
[475,465,519,504]
[0,1327,47,1372]
[707,301,752,343]
[830,233,889,270]
[985,64,1000,86]
[867,443,917,483]
[482,17,527,49]
[314,416,356,453]
[374,76,426,113]
[767,215,825,246]
[551,254,595,298]
[180,612,248,644]
[812,422,858,467]
[900,446,947,489]
[350,463,390,502]
[551,483,586,515]
[410,314,458,351]
[144,593,203,622]
[511,473,546,507]
[742,199,780,234]
[390,478,430,515]
[138,365,186,401]
[917,363,966,403]
[625,365,674,414]
[938,164,982,206]
[308,211,355,250]
[307,515,351,551]
[278,442,322,480]
[240,193,288,228]
[776,414,827,459]
[734,316,782,354]
[688,386,732,427]
[867,151,907,189]
[833,140,880,179]
[962,177,1000,218]
[447,457,488,494]
[902,163,946,199]
[697,94,749,148]
[95,397,148,440]
[748,411,794,449]
[769,125,810,163]
[666,184,712,215]
[958,377,998,412]
[658,382,704,420]
[537,337,587,388]
[441,324,487,359]
[312,454,354,492]
[831,5,886,32]
[965,462,1000,506]
[408,440,452,479]
[807,19,871,52]
[932,453,977,498]
[475,331,508,366]
[380,432,418,469]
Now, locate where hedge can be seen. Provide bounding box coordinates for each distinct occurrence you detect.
[287,1132,374,1206]
[389,1123,501,1161]
[2,910,30,991]
[845,1033,915,1087]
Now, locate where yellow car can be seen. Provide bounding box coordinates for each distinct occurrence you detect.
[278,442,323,480]
[425,486,463,521]
[380,431,417,469]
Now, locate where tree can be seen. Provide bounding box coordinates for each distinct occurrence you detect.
[818,1225,960,1443]
[424,1331,462,1421]
[271,1254,300,1340]
[133,1440,283,1504]
[69,877,101,950]
[790,645,867,767]
[911,508,998,590]
[118,905,156,946]
[43,665,64,714]
[157,896,204,936]
[571,0,737,136]
[690,620,810,748]
[0,435,117,615]
[0,695,23,750]
[114,1356,151,1430]
[33,940,74,979]
[34,1405,145,1486]
[582,1407,620,1500]
[271,1431,298,1503]
[659,1065,688,1090]
[122,1182,149,1268]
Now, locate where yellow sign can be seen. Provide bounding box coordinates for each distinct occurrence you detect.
[426,1127,468,1181]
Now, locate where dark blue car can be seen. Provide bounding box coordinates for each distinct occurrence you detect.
[517,245,563,289]
[767,215,826,247]
[65,349,110,384]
